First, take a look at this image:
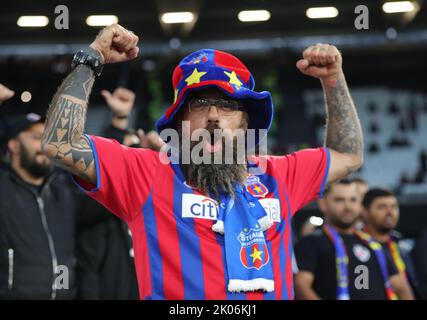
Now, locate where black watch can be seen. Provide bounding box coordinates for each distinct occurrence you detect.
[71,50,104,77]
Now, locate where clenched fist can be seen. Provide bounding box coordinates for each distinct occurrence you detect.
[101,87,135,117]
[90,24,139,64]
[137,129,165,152]
[0,84,15,103]
[296,44,343,87]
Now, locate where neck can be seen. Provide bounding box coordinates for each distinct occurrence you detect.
[11,161,44,186]
[365,225,390,242]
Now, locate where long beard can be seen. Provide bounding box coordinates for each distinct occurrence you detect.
[179,123,248,201]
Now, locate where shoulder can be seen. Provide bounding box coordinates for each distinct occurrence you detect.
[250,147,327,170]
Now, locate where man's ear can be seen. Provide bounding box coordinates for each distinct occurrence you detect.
[7,139,20,155]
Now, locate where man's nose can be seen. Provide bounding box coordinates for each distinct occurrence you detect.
[207,105,220,122]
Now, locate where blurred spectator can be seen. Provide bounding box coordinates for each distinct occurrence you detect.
[388,135,410,148]
[407,102,418,131]
[294,180,412,300]
[362,188,417,299]
[368,121,379,134]
[0,83,15,164]
[368,142,380,154]
[398,114,408,133]
[414,169,425,184]
[413,227,427,299]
[0,83,14,103]
[353,177,369,200]
[367,101,378,113]
[352,176,368,230]
[75,87,164,299]
[388,101,399,115]
[0,113,77,299]
[420,149,427,174]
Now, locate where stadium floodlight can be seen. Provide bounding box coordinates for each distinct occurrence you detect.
[382,1,416,13]
[306,7,339,19]
[86,15,119,27]
[17,16,49,27]
[237,10,271,22]
[161,12,194,24]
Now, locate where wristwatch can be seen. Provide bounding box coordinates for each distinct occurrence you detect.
[71,50,104,77]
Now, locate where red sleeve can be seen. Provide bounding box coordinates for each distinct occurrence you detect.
[268,147,330,216]
[73,135,161,222]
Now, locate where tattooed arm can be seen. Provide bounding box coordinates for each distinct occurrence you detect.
[42,53,98,182]
[42,24,139,183]
[297,44,364,184]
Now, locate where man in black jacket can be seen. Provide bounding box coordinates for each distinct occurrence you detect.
[0,113,77,299]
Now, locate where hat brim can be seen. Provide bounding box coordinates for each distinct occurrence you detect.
[156,80,273,147]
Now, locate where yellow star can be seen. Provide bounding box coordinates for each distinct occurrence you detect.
[185,68,207,86]
[224,70,243,86]
[250,247,263,263]
[173,89,179,103]
[254,185,262,193]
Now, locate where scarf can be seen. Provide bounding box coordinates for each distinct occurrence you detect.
[211,184,275,293]
[323,224,398,300]
[354,230,398,300]
[362,228,407,280]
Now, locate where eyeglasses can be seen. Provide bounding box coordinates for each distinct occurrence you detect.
[187,98,244,115]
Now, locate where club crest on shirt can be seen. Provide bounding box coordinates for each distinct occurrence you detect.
[245,175,269,198]
[238,226,269,270]
[353,244,371,263]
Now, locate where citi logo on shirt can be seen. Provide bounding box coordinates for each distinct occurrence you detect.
[182,194,218,220]
[258,198,281,223]
[181,194,281,223]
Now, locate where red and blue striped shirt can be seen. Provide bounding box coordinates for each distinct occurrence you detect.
[74,135,330,300]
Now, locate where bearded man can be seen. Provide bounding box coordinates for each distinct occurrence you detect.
[0,113,77,299]
[42,24,363,300]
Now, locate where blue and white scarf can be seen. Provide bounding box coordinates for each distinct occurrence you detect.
[211,185,275,293]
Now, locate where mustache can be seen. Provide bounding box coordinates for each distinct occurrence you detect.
[205,122,221,133]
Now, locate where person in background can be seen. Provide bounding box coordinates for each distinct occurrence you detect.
[294,180,413,300]
[0,113,77,299]
[413,227,427,299]
[0,83,15,165]
[353,177,368,200]
[352,176,368,230]
[0,83,14,103]
[362,188,418,298]
[76,87,163,299]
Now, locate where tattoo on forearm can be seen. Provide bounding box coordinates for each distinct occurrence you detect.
[323,75,364,174]
[43,48,100,182]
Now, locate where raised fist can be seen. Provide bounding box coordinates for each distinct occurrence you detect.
[0,84,15,103]
[137,129,165,152]
[296,43,343,87]
[90,24,139,64]
[101,87,135,117]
